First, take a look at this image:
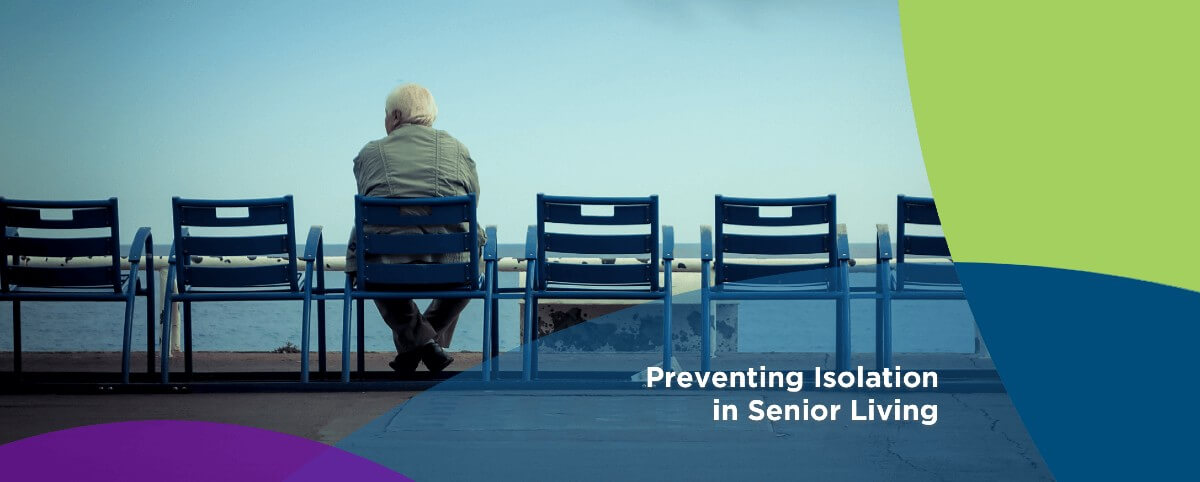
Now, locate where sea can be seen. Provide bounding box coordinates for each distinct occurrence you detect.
[0,244,977,354]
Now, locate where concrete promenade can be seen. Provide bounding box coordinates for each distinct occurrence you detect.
[342,390,1052,480]
[0,352,443,445]
[0,351,1051,480]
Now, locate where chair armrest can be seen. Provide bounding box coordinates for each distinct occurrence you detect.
[876,224,893,261]
[836,223,851,262]
[301,225,324,262]
[699,225,713,261]
[524,225,538,260]
[662,225,675,260]
[484,225,499,261]
[126,227,153,263]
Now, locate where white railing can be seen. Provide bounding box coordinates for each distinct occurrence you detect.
[11,255,981,355]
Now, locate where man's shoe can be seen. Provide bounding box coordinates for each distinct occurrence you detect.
[388,351,420,374]
[420,341,454,373]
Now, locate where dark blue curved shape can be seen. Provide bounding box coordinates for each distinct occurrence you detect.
[955,262,1200,480]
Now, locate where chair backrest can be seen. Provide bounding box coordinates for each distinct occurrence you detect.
[895,195,958,288]
[536,194,659,291]
[714,195,837,286]
[354,194,479,289]
[172,196,299,292]
[0,198,123,292]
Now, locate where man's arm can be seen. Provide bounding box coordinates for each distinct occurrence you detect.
[462,143,481,202]
[461,142,486,246]
[352,141,383,196]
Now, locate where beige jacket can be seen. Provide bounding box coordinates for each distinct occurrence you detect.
[345,124,484,273]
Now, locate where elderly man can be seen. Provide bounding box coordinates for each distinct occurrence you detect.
[346,83,483,374]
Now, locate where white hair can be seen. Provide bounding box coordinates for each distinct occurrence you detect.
[384,83,438,127]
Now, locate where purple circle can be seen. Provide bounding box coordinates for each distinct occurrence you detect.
[0,420,410,481]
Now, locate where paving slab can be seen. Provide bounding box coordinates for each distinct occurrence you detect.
[338,390,1049,481]
[0,350,1029,480]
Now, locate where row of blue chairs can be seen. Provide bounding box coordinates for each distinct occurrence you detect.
[1,194,961,384]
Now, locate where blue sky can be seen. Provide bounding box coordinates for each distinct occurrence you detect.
[0,0,930,243]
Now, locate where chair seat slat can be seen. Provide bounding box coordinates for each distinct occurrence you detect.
[903,235,950,256]
[721,204,829,227]
[898,263,960,286]
[902,202,941,225]
[363,232,470,255]
[4,236,114,257]
[720,263,831,285]
[361,263,472,286]
[2,206,113,229]
[361,204,470,226]
[542,203,651,225]
[181,234,290,256]
[178,205,289,227]
[184,265,293,288]
[7,266,117,288]
[722,233,828,255]
[543,233,651,255]
[543,262,654,285]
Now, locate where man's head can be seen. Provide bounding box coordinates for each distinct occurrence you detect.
[384,83,438,133]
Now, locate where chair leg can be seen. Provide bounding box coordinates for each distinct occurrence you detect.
[700,263,712,372]
[530,297,539,379]
[879,266,894,371]
[482,266,495,383]
[12,301,21,375]
[491,297,500,380]
[835,267,852,372]
[356,299,365,374]
[875,296,885,372]
[662,265,673,371]
[341,277,353,383]
[879,297,892,371]
[878,261,888,371]
[121,290,136,384]
[522,296,534,381]
[183,301,193,378]
[521,265,536,382]
[835,295,847,372]
[318,298,327,373]
[301,293,312,383]
[160,293,174,384]
[146,289,156,374]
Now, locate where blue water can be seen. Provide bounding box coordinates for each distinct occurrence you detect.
[0,244,977,353]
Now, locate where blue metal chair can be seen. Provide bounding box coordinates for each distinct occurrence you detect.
[874,195,966,370]
[342,194,497,382]
[521,194,674,380]
[158,196,324,383]
[0,197,154,383]
[699,195,852,371]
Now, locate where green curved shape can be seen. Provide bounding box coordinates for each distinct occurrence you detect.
[899,1,1199,292]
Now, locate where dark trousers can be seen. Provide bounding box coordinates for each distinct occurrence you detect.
[375,297,470,354]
